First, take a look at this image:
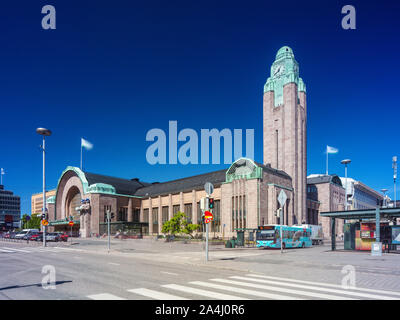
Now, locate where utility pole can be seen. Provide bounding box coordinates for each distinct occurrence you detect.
[107,210,111,253]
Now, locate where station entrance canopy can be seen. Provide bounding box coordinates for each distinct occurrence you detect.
[320,208,400,251]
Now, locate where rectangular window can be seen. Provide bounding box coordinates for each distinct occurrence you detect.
[152,208,159,234]
[231,197,235,232]
[197,202,204,233]
[184,203,192,223]
[143,208,149,223]
[133,208,140,222]
[118,207,128,221]
[162,206,169,225]
[173,205,180,215]
[211,200,221,234]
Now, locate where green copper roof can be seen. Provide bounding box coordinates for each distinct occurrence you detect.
[47,195,56,204]
[276,46,294,60]
[264,46,306,106]
[87,183,116,195]
[226,158,262,182]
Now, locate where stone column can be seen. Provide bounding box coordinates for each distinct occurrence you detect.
[127,198,133,222]
[192,190,197,225]
[79,213,84,238]
[149,197,153,234]
[140,201,144,222]
[179,192,184,213]
[85,212,91,237]
[168,194,173,219]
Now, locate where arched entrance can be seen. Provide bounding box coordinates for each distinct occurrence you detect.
[65,186,81,221]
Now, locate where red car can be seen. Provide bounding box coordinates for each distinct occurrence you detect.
[28,232,42,241]
[55,232,69,242]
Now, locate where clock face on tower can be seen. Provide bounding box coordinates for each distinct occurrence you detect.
[273,64,285,77]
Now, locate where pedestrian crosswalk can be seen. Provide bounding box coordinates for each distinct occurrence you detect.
[0,246,82,254]
[87,273,400,300]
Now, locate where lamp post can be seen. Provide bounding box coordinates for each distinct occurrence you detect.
[381,188,388,207]
[341,159,351,210]
[36,128,52,247]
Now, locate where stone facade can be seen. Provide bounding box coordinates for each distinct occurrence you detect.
[306,175,345,239]
[263,47,307,225]
[44,46,310,239]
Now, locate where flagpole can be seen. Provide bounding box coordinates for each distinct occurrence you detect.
[326,146,328,175]
[80,143,83,170]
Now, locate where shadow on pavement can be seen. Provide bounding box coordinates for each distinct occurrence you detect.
[0,280,72,291]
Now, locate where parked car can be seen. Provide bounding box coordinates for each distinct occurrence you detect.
[3,231,15,239]
[55,232,68,242]
[28,232,43,241]
[15,229,40,240]
[45,233,60,242]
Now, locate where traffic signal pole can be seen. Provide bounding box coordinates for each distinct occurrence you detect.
[107,210,111,253]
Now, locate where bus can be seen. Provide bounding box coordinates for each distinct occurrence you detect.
[256,225,312,249]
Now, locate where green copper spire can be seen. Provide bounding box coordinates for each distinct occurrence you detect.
[264,46,306,107]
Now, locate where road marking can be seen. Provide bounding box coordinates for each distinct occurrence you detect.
[108,262,120,266]
[2,247,31,253]
[160,271,179,276]
[162,284,248,300]
[53,247,84,251]
[87,293,126,300]
[0,248,14,252]
[246,274,400,297]
[128,288,189,300]
[234,276,396,300]
[211,278,354,300]
[190,281,304,300]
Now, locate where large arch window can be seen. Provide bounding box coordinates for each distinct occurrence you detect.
[65,187,82,220]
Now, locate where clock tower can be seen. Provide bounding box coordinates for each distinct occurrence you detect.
[263,46,307,225]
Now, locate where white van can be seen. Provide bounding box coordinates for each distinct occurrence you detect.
[15,229,40,240]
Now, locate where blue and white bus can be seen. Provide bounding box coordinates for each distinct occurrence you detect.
[256,225,312,249]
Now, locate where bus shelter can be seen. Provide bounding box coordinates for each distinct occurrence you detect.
[320,207,400,252]
[234,228,258,247]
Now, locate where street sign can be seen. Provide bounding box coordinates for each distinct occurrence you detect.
[278,189,287,207]
[204,211,213,223]
[68,221,74,226]
[41,220,48,226]
[204,182,214,195]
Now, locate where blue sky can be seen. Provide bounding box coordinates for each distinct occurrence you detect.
[0,0,399,215]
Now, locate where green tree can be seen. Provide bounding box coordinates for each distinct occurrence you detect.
[21,214,41,229]
[161,211,200,239]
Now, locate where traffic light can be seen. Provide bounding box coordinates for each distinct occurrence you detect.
[208,198,214,209]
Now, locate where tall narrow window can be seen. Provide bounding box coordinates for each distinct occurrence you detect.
[231,197,235,232]
[152,208,159,234]
[173,205,180,215]
[184,203,192,223]
[143,208,149,223]
[197,202,204,233]
[243,196,247,228]
[162,206,169,225]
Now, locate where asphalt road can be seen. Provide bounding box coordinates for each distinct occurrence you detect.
[1,239,400,300]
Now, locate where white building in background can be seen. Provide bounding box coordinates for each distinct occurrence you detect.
[339,177,383,210]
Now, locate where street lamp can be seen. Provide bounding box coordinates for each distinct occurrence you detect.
[36,127,51,247]
[381,188,388,207]
[341,159,351,210]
